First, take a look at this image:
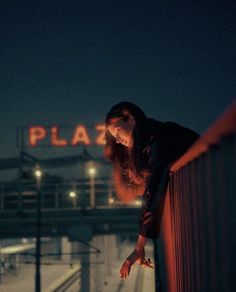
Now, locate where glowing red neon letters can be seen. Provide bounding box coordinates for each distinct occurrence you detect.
[29,125,105,147]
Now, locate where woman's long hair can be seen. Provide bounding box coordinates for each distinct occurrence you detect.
[104,102,151,203]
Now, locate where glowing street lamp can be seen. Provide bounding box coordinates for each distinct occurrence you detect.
[69,191,77,207]
[35,169,42,178]
[34,165,42,184]
[88,166,96,177]
[134,199,142,207]
[86,161,97,208]
[34,164,42,292]
[108,197,114,204]
[69,191,76,198]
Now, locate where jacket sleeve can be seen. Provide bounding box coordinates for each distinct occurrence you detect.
[138,142,172,239]
[138,123,199,239]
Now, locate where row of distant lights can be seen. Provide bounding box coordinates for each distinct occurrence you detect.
[34,165,96,177]
[34,164,142,206]
[34,164,97,200]
[69,192,142,206]
[69,166,97,198]
[34,165,96,198]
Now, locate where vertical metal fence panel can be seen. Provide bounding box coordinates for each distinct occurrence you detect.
[169,175,177,292]
[205,152,218,291]
[222,135,236,290]
[183,164,191,292]
[180,169,186,292]
[159,132,236,292]
[185,164,194,292]
[192,159,201,292]
[198,154,209,292]
[210,146,227,291]
[176,170,182,292]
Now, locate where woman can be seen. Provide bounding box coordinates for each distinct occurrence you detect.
[105,101,199,278]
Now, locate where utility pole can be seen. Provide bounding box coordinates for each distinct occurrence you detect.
[35,165,42,292]
[86,161,96,208]
[17,151,23,215]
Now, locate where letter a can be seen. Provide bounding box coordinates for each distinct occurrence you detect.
[71,125,90,145]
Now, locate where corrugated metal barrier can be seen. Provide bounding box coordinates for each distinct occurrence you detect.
[158,101,236,292]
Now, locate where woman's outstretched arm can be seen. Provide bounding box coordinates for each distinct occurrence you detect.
[119,234,153,279]
[135,234,147,251]
[120,144,171,278]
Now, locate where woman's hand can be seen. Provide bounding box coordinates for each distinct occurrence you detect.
[119,248,153,279]
[136,256,154,269]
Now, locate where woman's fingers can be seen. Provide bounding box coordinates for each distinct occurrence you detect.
[120,265,130,278]
[120,260,132,279]
[143,258,154,268]
[137,257,154,268]
[120,255,154,279]
[144,258,154,269]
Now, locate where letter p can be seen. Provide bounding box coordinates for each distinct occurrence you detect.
[29,126,47,147]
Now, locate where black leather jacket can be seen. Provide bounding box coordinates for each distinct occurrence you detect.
[138,121,199,239]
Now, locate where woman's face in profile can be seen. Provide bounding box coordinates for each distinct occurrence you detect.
[107,116,135,148]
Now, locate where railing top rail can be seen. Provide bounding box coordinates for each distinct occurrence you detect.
[171,100,236,172]
[0,178,114,188]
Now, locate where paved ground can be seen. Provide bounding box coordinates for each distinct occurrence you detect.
[0,260,79,292]
[0,241,155,292]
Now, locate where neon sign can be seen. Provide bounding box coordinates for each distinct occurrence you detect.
[17,124,106,148]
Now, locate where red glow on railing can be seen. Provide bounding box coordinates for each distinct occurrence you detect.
[160,100,236,292]
[171,101,236,172]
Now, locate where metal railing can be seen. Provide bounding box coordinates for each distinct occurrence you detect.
[158,102,236,292]
[0,178,117,211]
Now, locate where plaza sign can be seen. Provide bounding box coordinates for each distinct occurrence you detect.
[17,124,106,148]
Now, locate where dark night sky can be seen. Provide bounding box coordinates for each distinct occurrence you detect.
[0,0,236,161]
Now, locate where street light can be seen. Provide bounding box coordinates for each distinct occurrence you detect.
[108,178,114,206]
[68,191,77,207]
[35,169,42,178]
[86,161,97,208]
[88,167,96,176]
[134,199,142,206]
[69,191,76,198]
[34,164,42,292]
[108,197,114,204]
